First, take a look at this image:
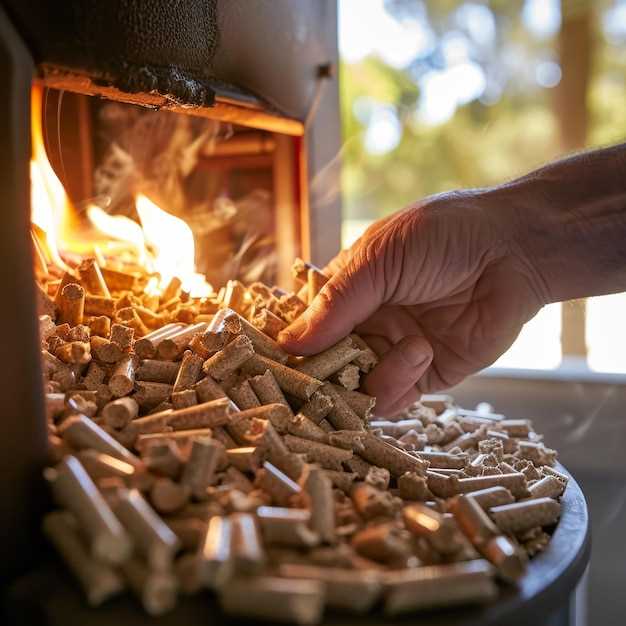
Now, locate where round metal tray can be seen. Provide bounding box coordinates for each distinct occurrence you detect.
[4,463,590,626]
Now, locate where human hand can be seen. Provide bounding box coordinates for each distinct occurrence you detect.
[278,190,546,415]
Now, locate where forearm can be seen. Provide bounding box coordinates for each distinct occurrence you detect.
[490,143,626,303]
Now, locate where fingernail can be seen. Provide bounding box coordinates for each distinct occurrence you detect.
[399,338,430,368]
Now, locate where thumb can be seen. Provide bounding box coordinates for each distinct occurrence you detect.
[278,259,382,355]
[362,335,433,415]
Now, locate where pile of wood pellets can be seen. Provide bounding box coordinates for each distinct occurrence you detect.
[38,257,568,624]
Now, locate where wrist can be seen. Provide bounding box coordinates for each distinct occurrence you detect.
[484,147,626,303]
[465,184,554,306]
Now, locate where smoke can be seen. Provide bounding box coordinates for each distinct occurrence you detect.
[79,100,277,287]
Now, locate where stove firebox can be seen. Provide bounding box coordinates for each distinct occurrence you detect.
[0,0,339,581]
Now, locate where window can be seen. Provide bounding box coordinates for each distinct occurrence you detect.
[587,294,626,373]
[339,0,626,374]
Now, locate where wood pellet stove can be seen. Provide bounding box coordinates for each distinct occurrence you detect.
[0,5,591,626]
[0,0,340,584]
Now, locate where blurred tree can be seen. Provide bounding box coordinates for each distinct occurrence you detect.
[554,0,593,151]
[554,0,594,361]
[341,0,626,226]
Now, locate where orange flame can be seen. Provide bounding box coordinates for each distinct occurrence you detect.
[29,85,212,297]
[135,194,211,297]
[29,85,75,270]
[86,196,212,297]
[86,204,148,266]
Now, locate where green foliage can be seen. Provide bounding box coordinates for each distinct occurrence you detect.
[341,4,626,224]
[588,43,626,147]
[341,56,561,220]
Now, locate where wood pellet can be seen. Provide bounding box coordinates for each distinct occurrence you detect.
[37,258,568,622]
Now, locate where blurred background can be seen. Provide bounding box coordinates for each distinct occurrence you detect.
[338,1,626,624]
[339,0,626,374]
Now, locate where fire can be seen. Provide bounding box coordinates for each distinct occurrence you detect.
[29,85,211,298]
[87,195,213,297]
[30,85,75,270]
[135,194,212,298]
[86,204,148,267]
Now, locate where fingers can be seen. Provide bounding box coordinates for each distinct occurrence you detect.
[381,386,422,418]
[356,306,418,345]
[359,334,392,358]
[322,215,395,276]
[362,335,433,416]
[278,257,382,355]
[280,208,416,355]
[322,248,351,277]
[358,334,425,416]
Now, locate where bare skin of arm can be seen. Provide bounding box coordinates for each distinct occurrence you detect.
[278,144,626,415]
